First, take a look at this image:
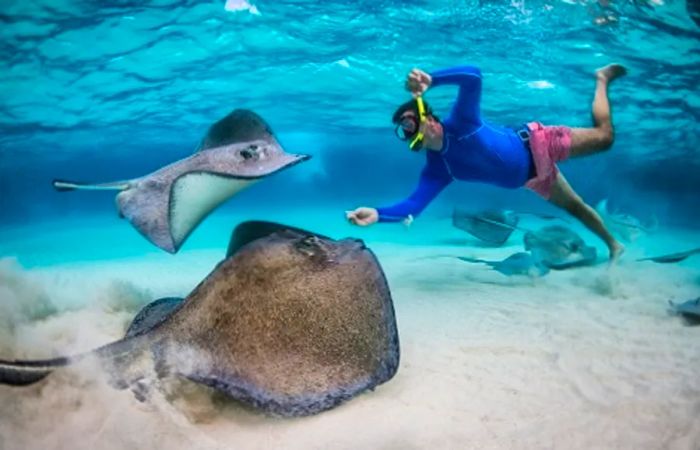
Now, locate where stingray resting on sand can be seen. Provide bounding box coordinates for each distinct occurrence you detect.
[637,247,700,264]
[668,297,700,326]
[523,225,598,270]
[52,110,311,253]
[457,252,550,277]
[0,222,400,417]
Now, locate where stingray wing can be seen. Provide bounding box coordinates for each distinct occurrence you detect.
[638,247,700,264]
[452,209,519,245]
[196,109,277,152]
[669,298,700,325]
[167,171,260,252]
[125,297,185,338]
[226,221,333,258]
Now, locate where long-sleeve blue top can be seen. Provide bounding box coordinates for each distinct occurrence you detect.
[376,65,533,222]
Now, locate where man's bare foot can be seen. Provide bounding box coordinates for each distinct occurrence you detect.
[596,64,627,83]
[608,242,625,265]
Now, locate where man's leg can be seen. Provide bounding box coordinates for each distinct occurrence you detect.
[568,63,627,158]
[548,172,624,262]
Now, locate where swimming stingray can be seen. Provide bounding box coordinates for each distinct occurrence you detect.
[52,110,311,253]
[451,208,564,245]
[637,247,700,264]
[523,225,598,270]
[456,252,550,277]
[668,297,700,326]
[0,221,400,417]
[595,199,656,242]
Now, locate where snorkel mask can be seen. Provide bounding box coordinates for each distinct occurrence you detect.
[394,96,428,151]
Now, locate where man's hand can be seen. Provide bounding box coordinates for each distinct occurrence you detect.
[405,68,432,97]
[345,207,379,227]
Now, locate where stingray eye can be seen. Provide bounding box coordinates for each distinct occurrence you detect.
[295,236,320,256]
[240,147,256,160]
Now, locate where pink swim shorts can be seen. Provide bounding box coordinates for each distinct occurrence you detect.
[524,122,572,199]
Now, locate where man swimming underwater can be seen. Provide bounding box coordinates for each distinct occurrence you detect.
[346,63,627,262]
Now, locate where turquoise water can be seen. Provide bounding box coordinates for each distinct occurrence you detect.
[1,2,700,449]
[1,0,699,237]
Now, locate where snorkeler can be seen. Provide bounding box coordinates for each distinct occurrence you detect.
[345,63,627,262]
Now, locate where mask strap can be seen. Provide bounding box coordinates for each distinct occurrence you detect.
[409,97,427,150]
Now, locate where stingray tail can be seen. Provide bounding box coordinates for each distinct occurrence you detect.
[471,215,530,233]
[53,179,130,192]
[0,335,148,387]
[0,356,71,386]
[456,256,493,266]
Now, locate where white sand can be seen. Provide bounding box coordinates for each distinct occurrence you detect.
[0,213,699,450]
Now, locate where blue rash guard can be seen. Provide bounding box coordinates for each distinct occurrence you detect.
[376,65,534,223]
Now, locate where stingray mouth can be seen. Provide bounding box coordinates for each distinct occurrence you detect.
[252,152,311,178]
[336,238,369,258]
[348,238,367,251]
[287,153,312,164]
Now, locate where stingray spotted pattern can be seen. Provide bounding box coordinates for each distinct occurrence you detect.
[52,110,311,253]
[0,222,400,417]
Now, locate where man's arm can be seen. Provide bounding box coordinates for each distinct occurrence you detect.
[376,166,452,223]
[429,65,482,124]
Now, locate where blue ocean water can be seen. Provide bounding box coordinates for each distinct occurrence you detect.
[1,3,700,448]
[1,0,699,259]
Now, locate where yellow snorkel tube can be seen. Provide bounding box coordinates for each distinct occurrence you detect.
[408,96,427,151]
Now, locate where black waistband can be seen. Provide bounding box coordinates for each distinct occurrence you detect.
[514,124,531,146]
[513,124,537,180]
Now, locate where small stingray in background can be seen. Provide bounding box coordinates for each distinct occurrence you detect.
[595,199,657,242]
[637,247,700,264]
[456,252,550,277]
[523,225,598,270]
[52,110,311,254]
[451,208,564,246]
[668,297,700,326]
[0,222,400,417]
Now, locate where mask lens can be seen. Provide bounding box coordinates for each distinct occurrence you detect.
[394,115,418,140]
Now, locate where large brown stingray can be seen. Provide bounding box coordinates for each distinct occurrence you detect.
[0,222,400,417]
[52,110,311,253]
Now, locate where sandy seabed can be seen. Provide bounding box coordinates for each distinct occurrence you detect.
[0,213,698,450]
